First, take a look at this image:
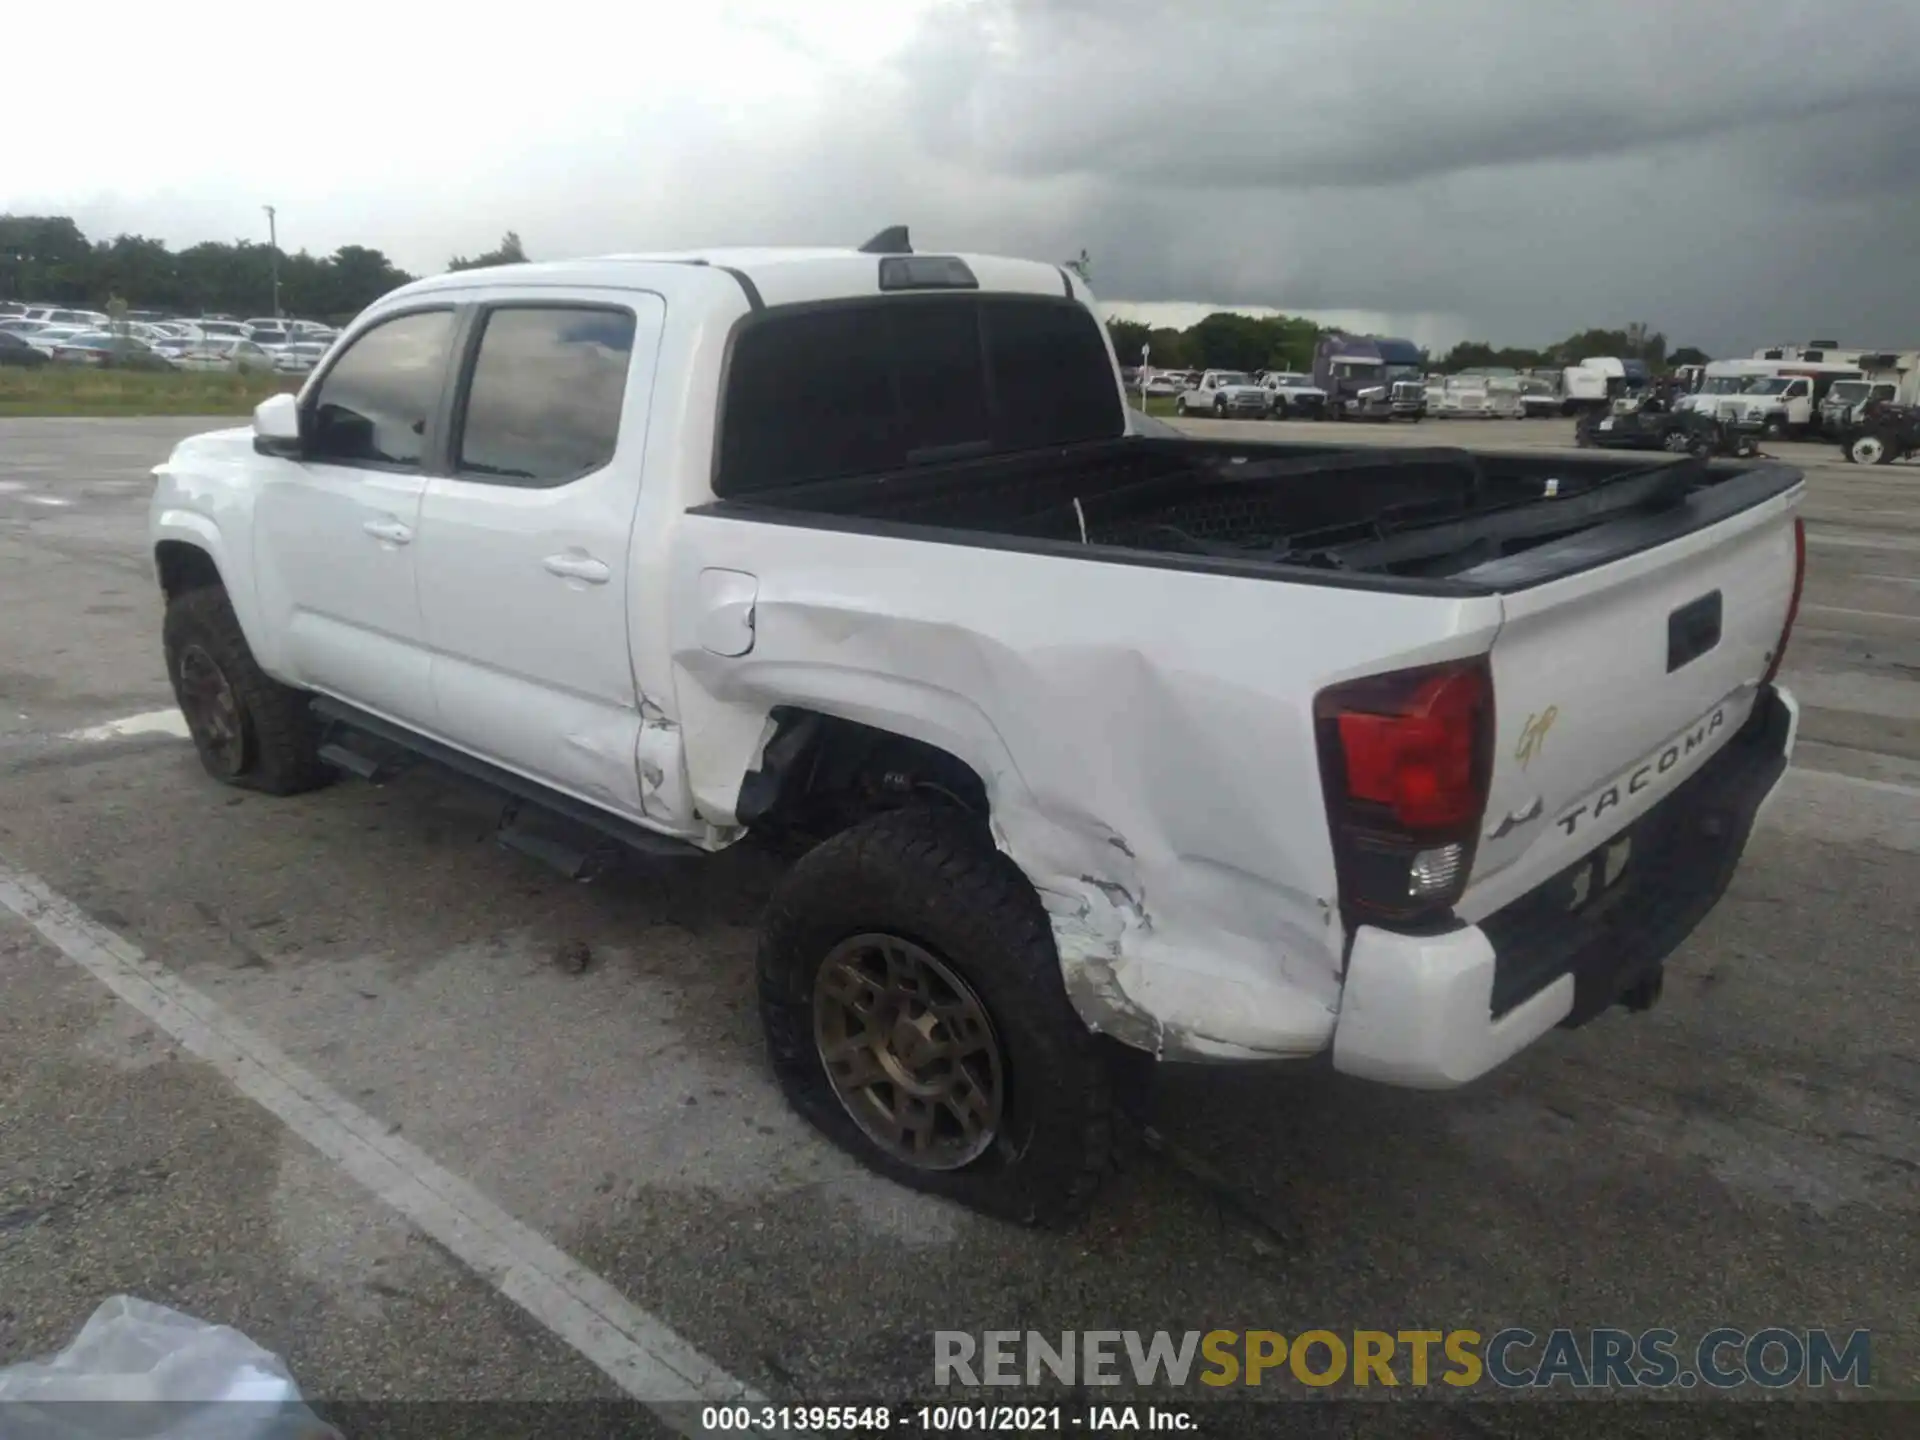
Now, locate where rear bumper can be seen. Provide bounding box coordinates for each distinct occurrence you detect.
[1331,685,1797,1089]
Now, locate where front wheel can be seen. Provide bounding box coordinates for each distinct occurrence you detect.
[163,584,330,794]
[1174,398,1187,416]
[1850,433,1892,466]
[757,808,1115,1227]
[1213,398,1227,418]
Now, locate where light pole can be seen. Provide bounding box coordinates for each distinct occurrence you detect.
[263,205,281,319]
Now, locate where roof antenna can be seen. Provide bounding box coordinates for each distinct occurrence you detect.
[858,226,912,255]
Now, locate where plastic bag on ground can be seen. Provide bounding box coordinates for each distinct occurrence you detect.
[0,1296,340,1439]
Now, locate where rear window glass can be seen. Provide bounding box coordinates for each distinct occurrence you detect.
[717,295,1121,494]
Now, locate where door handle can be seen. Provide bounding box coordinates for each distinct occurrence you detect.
[362,517,412,545]
[542,552,611,585]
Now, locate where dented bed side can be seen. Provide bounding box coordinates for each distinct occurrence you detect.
[661,508,1507,1061]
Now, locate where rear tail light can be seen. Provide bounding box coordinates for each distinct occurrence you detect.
[1315,658,1494,925]
[1758,515,1805,690]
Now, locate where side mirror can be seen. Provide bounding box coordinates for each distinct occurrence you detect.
[252,392,303,458]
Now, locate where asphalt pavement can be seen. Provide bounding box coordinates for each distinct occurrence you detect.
[0,415,1914,1428]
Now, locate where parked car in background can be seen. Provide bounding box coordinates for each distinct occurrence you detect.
[167,337,276,373]
[50,332,176,370]
[17,306,110,329]
[1261,371,1327,418]
[271,340,332,375]
[1176,369,1269,417]
[1574,393,1760,457]
[186,319,252,341]
[1141,371,1184,397]
[23,325,89,356]
[0,330,51,367]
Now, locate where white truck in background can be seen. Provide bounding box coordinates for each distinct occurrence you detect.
[1821,351,1920,432]
[1677,359,1777,417]
[1176,369,1271,418]
[146,232,1807,1226]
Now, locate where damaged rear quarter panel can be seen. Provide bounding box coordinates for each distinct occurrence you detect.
[669,513,1504,1062]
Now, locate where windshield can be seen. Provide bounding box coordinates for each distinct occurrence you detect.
[1385,364,1421,381]
[1700,376,1751,394]
[1213,372,1252,386]
[1747,377,1792,396]
[1826,382,1869,404]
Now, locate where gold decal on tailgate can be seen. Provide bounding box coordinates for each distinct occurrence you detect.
[1515,706,1559,771]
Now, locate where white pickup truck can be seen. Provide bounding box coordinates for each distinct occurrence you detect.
[149,233,1807,1226]
[1175,370,1270,419]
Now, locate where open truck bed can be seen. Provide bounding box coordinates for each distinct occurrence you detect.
[700,435,1802,592]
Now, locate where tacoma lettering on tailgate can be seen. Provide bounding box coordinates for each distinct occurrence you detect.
[1557,707,1727,839]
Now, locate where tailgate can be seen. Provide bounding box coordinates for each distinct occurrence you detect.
[1461,482,1801,918]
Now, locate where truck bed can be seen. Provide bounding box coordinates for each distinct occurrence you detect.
[702,435,1801,592]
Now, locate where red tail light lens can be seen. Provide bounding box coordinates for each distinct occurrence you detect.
[1335,667,1490,830]
[1758,515,1805,691]
[1316,658,1495,924]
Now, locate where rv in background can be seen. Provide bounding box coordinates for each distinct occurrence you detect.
[1753,341,1869,367]
[1313,333,1427,421]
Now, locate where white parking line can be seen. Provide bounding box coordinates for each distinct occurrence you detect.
[62,709,190,741]
[0,861,764,1429]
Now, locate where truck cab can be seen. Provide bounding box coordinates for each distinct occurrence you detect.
[1175,369,1268,418]
[1730,365,1863,438]
[1313,333,1426,421]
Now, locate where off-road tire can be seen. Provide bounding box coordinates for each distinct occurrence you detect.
[758,807,1115,1227]
[162,584,330,795]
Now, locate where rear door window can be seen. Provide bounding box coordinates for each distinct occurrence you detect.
[717,294,1121,494]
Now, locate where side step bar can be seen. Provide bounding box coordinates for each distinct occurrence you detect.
[309,697,704,880]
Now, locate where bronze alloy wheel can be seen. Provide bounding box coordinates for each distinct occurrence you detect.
[812,932,1006,1170]
[175,642,246,777]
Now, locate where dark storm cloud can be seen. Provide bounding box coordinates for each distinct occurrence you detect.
[871,0,1920,351]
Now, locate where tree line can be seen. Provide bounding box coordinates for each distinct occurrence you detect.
[7,216,1707,371]
[1106,313,1709,376]
[0,215,531,323]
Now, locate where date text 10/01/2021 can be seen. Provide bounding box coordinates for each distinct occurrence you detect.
[700,1406,1195,1432]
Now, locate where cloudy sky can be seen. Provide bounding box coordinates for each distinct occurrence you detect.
[9,0,1918,354]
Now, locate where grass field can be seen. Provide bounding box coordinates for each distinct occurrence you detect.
[1127,393,1179,417]
[0,366,300,417]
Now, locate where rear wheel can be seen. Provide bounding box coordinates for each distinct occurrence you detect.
[163,584,329,794]
[1661,428,1693,453]
[1213,397,1227,418]
[758,807,1115,1227]
[1174,398,1188,416]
